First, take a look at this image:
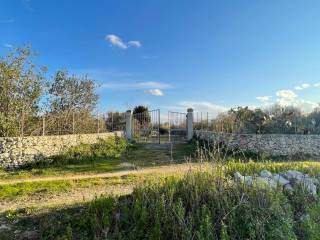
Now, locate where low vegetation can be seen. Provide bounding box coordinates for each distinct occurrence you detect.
[6,164,319,240]
[1,138,320,239]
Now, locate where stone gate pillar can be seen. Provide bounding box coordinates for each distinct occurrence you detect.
[187,108,194,141]
[125,110,132,140]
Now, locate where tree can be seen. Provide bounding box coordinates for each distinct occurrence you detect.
[133,106,149,115]
[49,70,98,113]
[0,46,46,137]
[47,70,98,134]
[105,111,125,131]
[264,105,303,134]
[133,105,150,125]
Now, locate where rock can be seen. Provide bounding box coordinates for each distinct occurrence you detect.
[298,178,317,196]
[256,177,277,189]
[244,176,253,186]
[0,224,11,231]
[284,184,294,192]
[285,170,304,181]
[273,174,290,186]
[234,172,244,182]
[19,230,38,240]
[260,170,272,178]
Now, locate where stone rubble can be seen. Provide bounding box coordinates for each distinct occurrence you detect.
[234,169,318,196]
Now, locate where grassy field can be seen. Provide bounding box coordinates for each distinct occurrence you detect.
[1,161,320,239]
[0,142,195,181]
[0,137,320,239]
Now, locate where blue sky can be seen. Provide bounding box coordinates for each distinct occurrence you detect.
[1,0,320,115]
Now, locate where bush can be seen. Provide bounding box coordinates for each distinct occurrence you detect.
[39,172,312,240]
[28,136,131,168]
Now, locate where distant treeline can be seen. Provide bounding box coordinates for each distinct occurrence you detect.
[200,105,320,134]
[0,46,100,137]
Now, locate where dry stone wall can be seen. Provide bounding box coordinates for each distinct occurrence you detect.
[195,130,320,157]
[0,132,123,168]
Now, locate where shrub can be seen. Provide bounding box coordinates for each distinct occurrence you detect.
[27,136,131,168]
[39,172,302,239]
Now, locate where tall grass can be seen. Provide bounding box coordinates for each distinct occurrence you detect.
[27,136,132,168]
[36,165,320,240]
[15,140,320,239]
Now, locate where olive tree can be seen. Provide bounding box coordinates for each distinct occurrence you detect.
[47,70,98,134]
[0,46,46,137]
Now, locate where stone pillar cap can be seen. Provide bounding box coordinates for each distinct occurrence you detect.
[187,108,194,112]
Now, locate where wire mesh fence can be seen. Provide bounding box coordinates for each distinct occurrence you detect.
[1,110,126,137]
[193,109,320,135]
[132,109,160,143]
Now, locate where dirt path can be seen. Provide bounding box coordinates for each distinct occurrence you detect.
[0,163,201,186]
[0,163,206,212]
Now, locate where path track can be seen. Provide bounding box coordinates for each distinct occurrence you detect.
[0,163,200,185]
[0,163,205,212]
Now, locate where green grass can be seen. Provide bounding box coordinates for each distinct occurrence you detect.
[0,180,73,200]
[0,175,143,200]
[0,142,194,181]
[4,162,320,240]
[0,158,121,180]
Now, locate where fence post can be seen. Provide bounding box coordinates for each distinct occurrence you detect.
[125,110,132,140]
[187,108,194,141]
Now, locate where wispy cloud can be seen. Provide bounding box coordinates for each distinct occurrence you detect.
[256,96,272,102]
[0,18,14,24]
[178,101,228,116]
[101,81,172,90]
[106,34,127,49]
[295,83,311,90]
[276,98,319,113]
[276,90,297,99]
[314,83,320,87]
[3,44,13,48]
[144,89,164,96]
[128,41,141,48]
[106,34,142,49]
[22,0,34,11]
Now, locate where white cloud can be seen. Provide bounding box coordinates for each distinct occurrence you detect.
[144,89,164,96]
[101,81,172,90]
[314,83,320,87]
[276,90,297,99]
[105,34,142,49]
[177,101,228,117]
[128,41,141,48]
[106,34,127,49]
[3,44,13,48]
[295,83,311,91]
[277,98,319,113]
[256,96,272,102]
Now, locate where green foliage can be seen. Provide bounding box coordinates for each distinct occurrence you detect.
[0,46,46,137]
[49,70,98,113]
[49,136,130,165]
[38,171,319,240]
[0,180,72,200]
[209,104,320,134]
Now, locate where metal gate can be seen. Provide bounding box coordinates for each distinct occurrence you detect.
[168,111,187,143]
[132,109,160,143]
